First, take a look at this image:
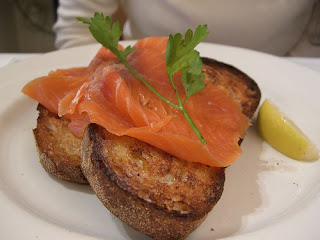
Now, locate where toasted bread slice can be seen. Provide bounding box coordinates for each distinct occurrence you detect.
[33,104,87,184]
[81,58,261,239]
[82,125,225,240]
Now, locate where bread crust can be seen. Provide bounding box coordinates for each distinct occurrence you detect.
[33,104,88,184]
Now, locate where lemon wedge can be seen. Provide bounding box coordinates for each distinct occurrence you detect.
[257,99,319,161]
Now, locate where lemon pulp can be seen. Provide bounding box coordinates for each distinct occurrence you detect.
[257,99,319,161]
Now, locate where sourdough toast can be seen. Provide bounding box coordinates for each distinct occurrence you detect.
[81,58,261,239]
[82,124,224,240]
[33,104,88,184]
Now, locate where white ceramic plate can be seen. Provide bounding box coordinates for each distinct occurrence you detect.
[0,42,319,240]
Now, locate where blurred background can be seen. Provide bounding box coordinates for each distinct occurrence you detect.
[0,0,319,56]
[0,0,57,53]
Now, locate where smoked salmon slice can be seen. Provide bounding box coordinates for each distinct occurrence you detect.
[22,37,250,167]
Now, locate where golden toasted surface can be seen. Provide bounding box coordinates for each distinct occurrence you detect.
[33,104,87,184]
[86,125,225,217]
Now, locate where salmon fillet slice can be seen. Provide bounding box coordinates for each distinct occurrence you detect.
[23,37,252,167]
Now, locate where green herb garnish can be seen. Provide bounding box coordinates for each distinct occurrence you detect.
[77,13,208,144]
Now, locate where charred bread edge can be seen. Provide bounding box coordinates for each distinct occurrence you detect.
[202,57,261,119]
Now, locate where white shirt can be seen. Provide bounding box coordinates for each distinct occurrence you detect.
[53,0,319,56]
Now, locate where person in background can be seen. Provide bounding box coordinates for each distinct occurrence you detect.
[53,0,320,56]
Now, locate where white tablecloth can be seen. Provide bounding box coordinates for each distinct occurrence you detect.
[0,54,38,68]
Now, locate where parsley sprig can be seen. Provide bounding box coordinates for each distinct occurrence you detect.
[78,13,208,144]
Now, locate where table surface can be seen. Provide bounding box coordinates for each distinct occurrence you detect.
[0,53,320,73]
